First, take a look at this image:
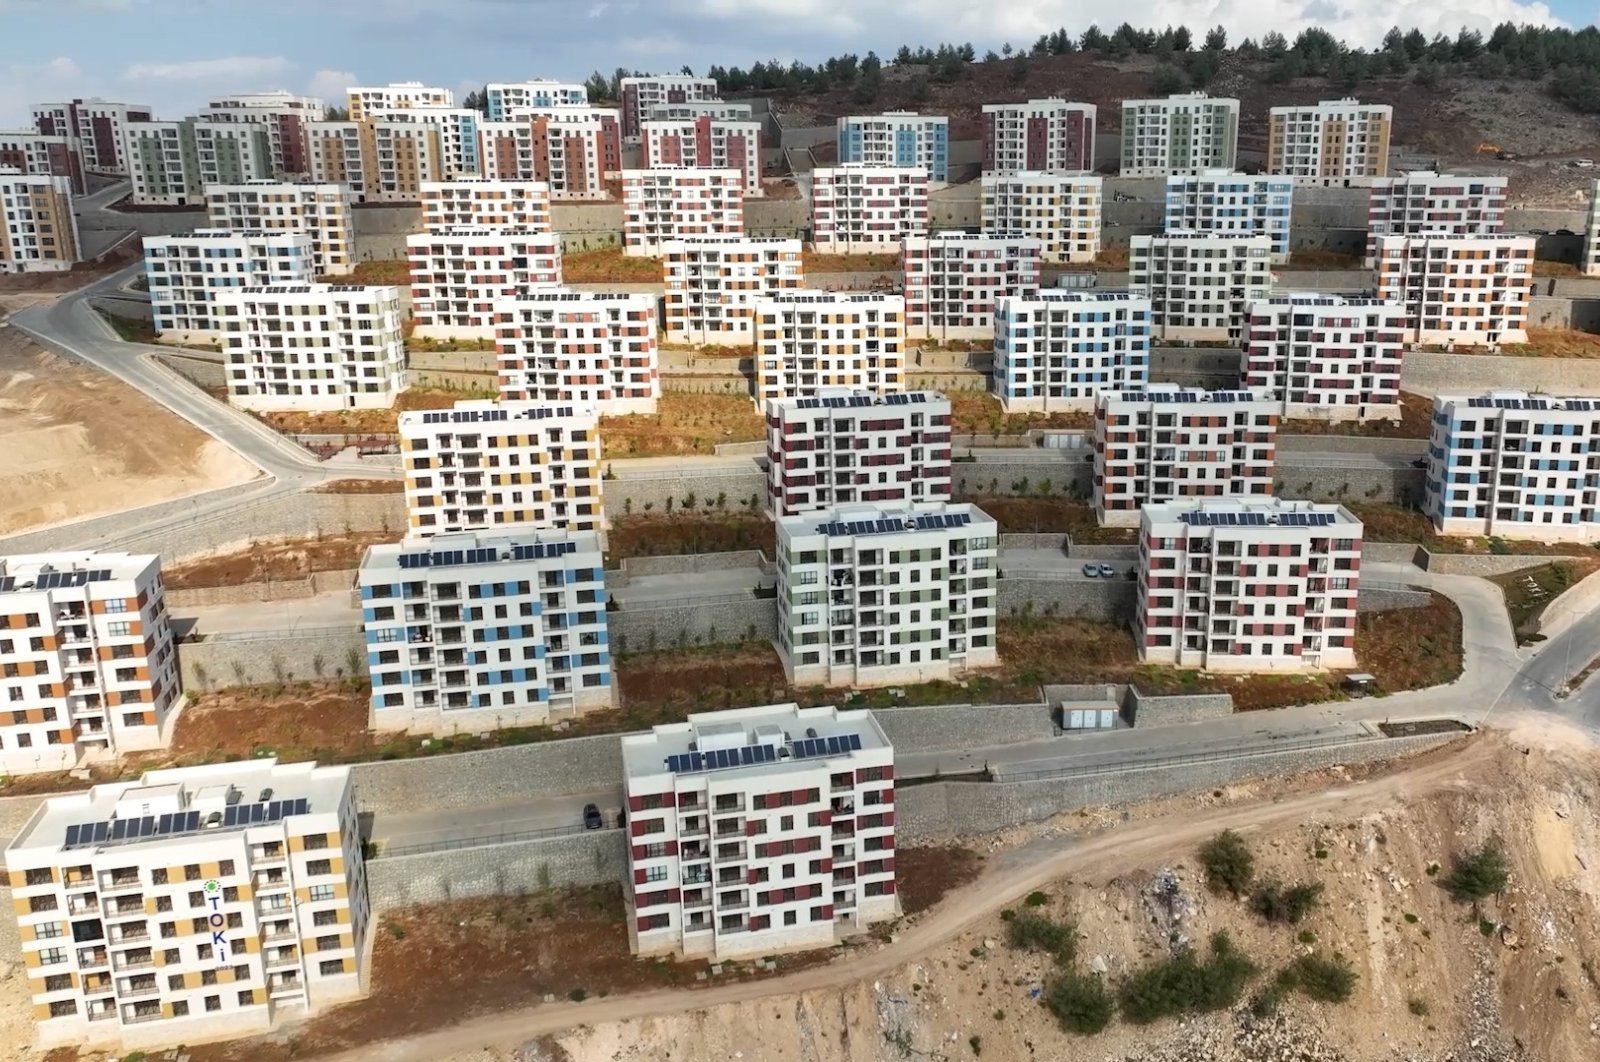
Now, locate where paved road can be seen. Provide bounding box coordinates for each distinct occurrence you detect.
[371,787,625,851]
[173,591,360,637]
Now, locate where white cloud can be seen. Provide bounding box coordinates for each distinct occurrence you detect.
[620,33,693,57]
[0,57,93,126]
[588,2,609,17]
[123,56,294,82]
[306,68,358,104]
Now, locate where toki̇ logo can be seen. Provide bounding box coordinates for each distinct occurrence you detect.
[203,879,230,966]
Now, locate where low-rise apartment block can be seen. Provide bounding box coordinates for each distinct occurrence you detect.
[981,98,1096,174]
[903,232,1042,341]
[0,169,79,274]
[809,165,929,253]
[420,178,551,231]
[837,112,948,184]
[0,130,82,193]
[621,167,744,256]
[1373,233,1533,348]
[204,181,355,277]
[1242,293,1406,421]
[1364,171,1508,264]
[346,82,453,121]
[406,226,562,339]
[619,75,721,140]
[1129,231,1273,342]
[642,117,762,194]
[198,92,323,175]
[32,99,152,174]
[485,81,587,120]
[980,172,1101,264]
[1583,178,1600,277]
[662,236,804,344]
[1119,93,1239,177]
[993,291,1152,413]
[1164,170,1294,260]
[1267,98,1391,186]
[144,230,315,342]
[754,291,906,404]
[621,703,897,960]
[495,290,660,415]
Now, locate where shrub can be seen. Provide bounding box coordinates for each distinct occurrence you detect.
[1024,890,1050,907]
[1278,953,1358,1003]
[1408,997,1430,1016]
[1442,839,1510,902]
[1044,971,1115,1035]
[1297,929,1317,945]
[1198,830,1255,897]
[569,987,588,1002]
[1250,879,1325,924]
[1006,911,1076,963]
[1118,932,1257,1024]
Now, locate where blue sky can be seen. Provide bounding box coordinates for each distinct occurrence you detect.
[0,0,1580,126]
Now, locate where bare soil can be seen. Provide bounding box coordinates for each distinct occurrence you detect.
[1346,503,1600,557]
[164,532,393,589]
[561,248,662,284]
[310,478,407,494]
[256,388,470,435]
[959,496,1133,542]
[607,512,774,561]
[601,393,765,458]
[1500,329,1600,359]
[801,250,901,273]
[1282,392,1434,439]
[948,391,1094,437]
[0,241,140,294]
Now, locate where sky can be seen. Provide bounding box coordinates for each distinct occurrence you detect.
[0,0,1583,127]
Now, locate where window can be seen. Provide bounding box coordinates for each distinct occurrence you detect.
[167,974,184,991]
[238,989,255,1006]
[205,995,221,1012]
[107,622,131,636]
[313,910,339,927]
[320,959,345,976]
[172,1000,189,1017]
[43,973,71,992]
[24,868,52,886]
[48,1000,76,1018]
[218,860,234,876]
[37,948,66,966]
[28,896,56,913]
[189,890,204,908]
[233,965,248,981]
[201,969,217,985]
[306,859,332,876]
[308,884,336,902]
[151,868,168,885]
[317,934,341,952]
[185,864,201,881]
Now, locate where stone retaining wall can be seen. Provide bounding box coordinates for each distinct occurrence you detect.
[616,551,770,578]
[873,702,1054,754]
[1278,436,1428,456]
[606,470,767,514]
[1358,587,1433,612]
[168,569,356,607]
[998,577,1134,623]
[1402,351,1600,398]
[1124,689,1232,727]
[1418,552,1572,576]
[178,629,368,691]
[351,735,623,815]
[367,830,626,913]
[1277,462,1425,507]
[608,598,778,654]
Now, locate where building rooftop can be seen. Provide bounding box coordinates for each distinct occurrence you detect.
[0,551,154,595]
[398,399,597,428]
[762,289,898,305]
[622,703,890,782]
[779,501,994,541]
[1438,391,1600,412]
[774,388,943,412]
[1144,498,1359,529]
[1001,289,1146,305]
[364,528,600,576]
[1101,385,1274,405]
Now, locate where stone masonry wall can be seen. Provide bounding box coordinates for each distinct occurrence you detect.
[1123,688,1232,727]
[606,470,768,514]
[1402,352,1600,398]
[167,569,356,607]
[1277,461,1426,507]
[178,629,368,691]
[998,578,1135,623]
[350,736,624,816]
[872,703,1055,754]
[608,598,778,654]
[367,830,626,913]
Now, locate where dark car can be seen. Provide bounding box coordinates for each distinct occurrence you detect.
[1557,228,1576,237]
[583,803,603,830]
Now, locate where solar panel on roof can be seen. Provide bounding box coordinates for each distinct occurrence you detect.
[64,824,80,847]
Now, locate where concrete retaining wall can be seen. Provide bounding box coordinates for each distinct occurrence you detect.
[351,735,623,815]
[1277,461,1425,507]
[407,348,497,373]
[178,629,367,691]
[167,569,355,607]
[1362,543,1424,565]
[1418,553,1572,576]
[153,352,226,391]
[367,830,626,913]
[1359,587,1433,611]
[999,577,1134,623]
[608,597,777,654]
[1124,689,1232,727]
[607,470,767,514]
[1402,352,1600,398]
[873,702,1054,754]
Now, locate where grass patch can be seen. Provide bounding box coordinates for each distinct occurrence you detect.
[606,512,774,563]
[1280,391,1433,439]
[94,309,160,344]
[560,247,663,283]
[947,391,1093,438]
[1491,561,1594,642]
[801,250,901,273]
[342,259,410,285]
[1354,592,1464,693]
[1499,327,1600,359]
[600,393,765,458]
[956,495,1131,542]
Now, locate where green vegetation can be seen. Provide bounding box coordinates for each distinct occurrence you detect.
[1277,953,1359,1003]
[1024,890,1050,908]
[1005,911,1076,962]
[1198,830,1255,898]
[1250,880,1325,925]
[1409,997,1431,1016]
[1117,932,1257,1025]
[1044,971,1116,1035]
[1442,839,1512,903]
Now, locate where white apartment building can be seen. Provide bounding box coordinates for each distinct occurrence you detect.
[836,112,949,184]
[198,92,324,175]
[621,167,745,256]
[32,99,153,174]
[144,230,315,342]
[621,703,897,961]
[495,290,659,415]
[1267,98,1391,186]
[215,283,405,412]
[1364,171,1508,263]
[809,165,930,254]
[346,82,453,120]
[1094,386,1280,526]
[360,529,613,734]
[403,108,485,178]
[1128,231,1274,342]
[420,179,552,231]
[993,291,1152,413]
[903,232,1043,342]
[123,121,201,206]
[642,117,763,194]
[4,758,368,1051]
[1373,233,1534,348]
[981,98,1096,174]
[1164,170,1294,261]
[619,75,721,140]
[485,81,587,120]
[0,130,82,193]
[1119,93,1240,177]
[646,101,754,122]
[406,226,562,339]
[754,291,906,404]
[0,551,178,777]
[204,181,355,277]
[766,389,952,517]
[1587,179,1600,277]
[980,172,1102,264]
[1242,293,1407,421]
[0,169,79,274]
[1135,499,1362,672]
[662,236,805,344]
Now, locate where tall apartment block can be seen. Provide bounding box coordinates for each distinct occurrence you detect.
[0,551,178,777]
[192,122,275,189]
[754,291,906,404]
[642,116,762,194]
[981,98,1096,173]
[619,75,720,140]
[903,232,1043,341]
[359,529,613,734]
[809,165,929,254]
[1267,98,1391,186]
[528,107,621,198]
[1118,93,1240,177]
[1128,231,1274,342]
[1373,233,1534,348]
[1242,293,1406,421]
[32,99,153,174]
[420,179,552,231]
[485,81,587,119]
[776,501,998,687]
[662,236,804,344]
[215,283,405,412]
[495,290,660,414]
[1135,499,1362,672]
[122,121,202,206]
[621,167,744,256]
[204,181,355,277]
[766,390,952,517]
[1164,170,1294,261]
[304,123,366,196]
[980,172,1102,264]
[365,120,444,200]
[993,291,1152,413]
[837,113,949,184]
[621,703,897,960]
[4,758,368,1050]
[1364,171,1508,264]
[345,82,454,120]
[198,92,324,174]
[0,169,80,274]
[403,108,484,179]
[1094,386,1279,526]
[144,230,315,342]
[0,130,83,193]
[1586,179,1600,277]
[406,227,562,339]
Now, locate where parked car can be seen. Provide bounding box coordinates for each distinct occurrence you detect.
[1575,158,1596,168]
[582,803,603,830]
[1097,564,1117,578]
[1557,228,1577,236]
[1529,228,1551,236]
[1080,563,1099,577]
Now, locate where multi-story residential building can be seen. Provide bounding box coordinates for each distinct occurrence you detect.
[662,236,805,344]
[204,180,355,277]
[215,283,405,412]
[641,116,762,194]
[485,80,587,120]
[903,232,1043,341]
[123,120,202,206]
[1364,171,1508,264]
[406,226,562,339]
[618,74,720,140]
[1242,293,1407,421]
[359,528,613,733]
[0,130,83,193]
[1164,170,1294,261]
[1373,233,1534,348]
[621,703,897,960]
[809,165,929,254]
[192,122,275,188]
[1134,498,1362,671]
[4,758,368,1050]
[646,101,754,122]
[754,291,907,404]
[980,172,1102,264]
[980,98,1096,174]
[403,108,484,179]
[1119,93,1240,177]
[304,122,366,196]
[32,99,153,174]
[993,291,1152,413]
[0,169,80,274]
[0,550,178,777]
[346,82,453,121]
[621,167,744,256]
[1129,231,1274,342]
[776,501,998,687]
[198,91,323,174]
[420,178,552,231]
[524,107,621,198]
[1585,179,1600,277]
[1094,386,1279,526]
[837,113,949,184]
[765,389,951,517]
[364,119,444,201]
[144,230,315,342]
[495,290,659,414]
[1266,98,1391,186]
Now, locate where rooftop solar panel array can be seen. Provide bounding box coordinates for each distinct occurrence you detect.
[791,733,864,759]
[816,511,972,538]
[1464,396,1597,412]
[664,744,778,773]
[1178,510,1338,527]
[394,539,576,570]
[29,570,112,591]
[792,392,929,411]
[61,798,311,850]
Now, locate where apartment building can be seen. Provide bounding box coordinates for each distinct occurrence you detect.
[646,101,754,122]
[365,119,444,201]
[1128,231,1274,342]
[1134,499,1362,672]
[621,167,744,256]
[215,283,405,412]
[1242,293,1406,421]
[642,116,762,194]
[304,123,366,196]
[0,130,82,193]
[662,236,805,344]
[359,528,613,734]
[192,122,275,189]
[485,81,587,120]
[1586,179,1600,277]
[526,107,622,198]
[776,501,998,687]
[1119,93,1240,177]
[980,98,1096,174]
[1266,98,1391,186]
[980,172,1102,264]
[144,230,315,342]
[993,291,1152,413]
[1364,171,1508,263]
[621,703,897,960]
[754,291,906,405]
[903,232,1043,341]
[406,226,562,339]
[198,92,323,174]
[766,390,951,517]
[32,99,153,174]
[1164,170,1294,261]
[1094,386,1280,526]
[346,82,453,120]
[204,181,355,277]
[837,113,949,184]
[4,758,368,1050]
[123,121,202,205]
[810,165,929,254]
[419,178,551,231]
[0,169,80,274]
[495,290,659,414]
[0,551,178,777]
[1373,233,1534,348]
[619,74,720,140]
